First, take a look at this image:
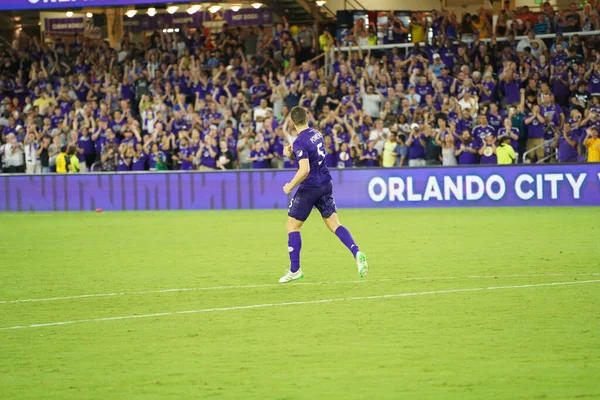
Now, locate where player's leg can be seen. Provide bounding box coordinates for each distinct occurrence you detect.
[280,190,311,283]
[322,213,368,277]
[286,216,304,273]
[316,182,368,277]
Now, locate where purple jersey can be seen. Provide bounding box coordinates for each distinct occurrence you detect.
[117,155,130,172]
[457,140,479,165]
[250,149,270,169]
[336,150,353,168]
[132,151,148,171]
[487,114,503,133]
[363,149,379,167]
[292,128,332,188]
[77,135,95,155]
[480,81,496,103]
[526,115,545,139]
[179,146,195,170]
[497,127,520,151]
[480,144,497,164]
[589,73,600,94]
[557,132,579,162]
[473,125,496,141]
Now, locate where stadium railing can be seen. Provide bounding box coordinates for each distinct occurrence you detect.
[523,139,557,164]
[325,29,600,75]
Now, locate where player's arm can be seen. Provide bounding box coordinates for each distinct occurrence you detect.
[283,144,309,194]
[284,158,310,194]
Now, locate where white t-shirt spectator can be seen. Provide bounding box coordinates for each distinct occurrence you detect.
[517,38,547,59]
[369,127,390,153]
[253,106,270,121]
[458,96,479,112]
[362,94,381,119]
[0,142,24,167]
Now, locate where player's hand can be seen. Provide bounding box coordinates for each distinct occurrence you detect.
[283,144,293,158]
[283,183,294,195]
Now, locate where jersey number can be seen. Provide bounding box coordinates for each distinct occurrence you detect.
[317,143,326,165]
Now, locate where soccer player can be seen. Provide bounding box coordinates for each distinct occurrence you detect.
[279,106,368,283]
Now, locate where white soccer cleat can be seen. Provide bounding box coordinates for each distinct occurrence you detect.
[356,251,368,277]
[279,269,304,283]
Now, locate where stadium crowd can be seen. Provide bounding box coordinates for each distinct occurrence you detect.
[1,4,600,174]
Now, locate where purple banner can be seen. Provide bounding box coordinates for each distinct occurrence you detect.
[123,12,203,33]
[44,17,85,33]
[1,165,599,212]
[0,0,203,11]
[124,9,273,32]
[221,8,273,27]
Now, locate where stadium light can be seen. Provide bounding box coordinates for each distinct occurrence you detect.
[230,5,242,12]
[316,0,326,6]
[86,12,93,18]
[125,9,137,18]
[187,5,201,14]
[251,3,262,9]
[208,4,222,13]
[65,11,74,17]
[147,7,157,17]
[167,5,179,14]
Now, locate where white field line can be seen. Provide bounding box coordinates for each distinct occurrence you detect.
[1,280,599,332]
[1,272,599,306]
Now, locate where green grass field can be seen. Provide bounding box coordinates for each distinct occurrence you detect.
[0,208,599,399]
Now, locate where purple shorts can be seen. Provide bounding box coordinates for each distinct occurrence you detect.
[288,180,337,222]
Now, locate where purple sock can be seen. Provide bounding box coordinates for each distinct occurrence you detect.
[335,226,359,258]
[288,231,302,272]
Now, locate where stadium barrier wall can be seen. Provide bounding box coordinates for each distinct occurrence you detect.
[0,164,599,212]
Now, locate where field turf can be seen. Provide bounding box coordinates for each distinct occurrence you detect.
[0,208,599,399]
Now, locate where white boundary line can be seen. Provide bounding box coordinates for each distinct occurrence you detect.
[1,280,598,332]
[1,272,599,305]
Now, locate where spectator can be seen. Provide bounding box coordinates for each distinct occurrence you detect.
[525,105,546,162]
[497,134,516,164]
[381,133,398,167]
[456,130,479,165]
[248,141,271,169]
[406,123,426,167]
[149,143,167,171]
[198,135,219,171]
[435,130,457,166]
[423,124,442,165]
[384,12,408,44]
[534,14,550,34]
[554,121,579,163]
[39,136,51,174]
[217,139,234,170]
[24,131,40,174]
[55,145,70,174]
[297,25,316,63]
[67,145,80,173]
[100,142,117,172]
[0,133,24,173]
[409,14,428,43]
[517,31,547,60]
[368,119,390,154]
[479,134,497,164]
[360,140,379,167]
[564,2,582,33]
[395,134,409,167]
[583,127,600,162]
